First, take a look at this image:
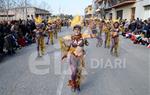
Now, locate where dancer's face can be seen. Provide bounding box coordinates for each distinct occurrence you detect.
[48,23,51,26]
[74,28,81,35]
[114,22,119,28]
[89,20,94,29]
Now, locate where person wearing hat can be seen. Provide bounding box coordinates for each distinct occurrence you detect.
[60,23,96,92]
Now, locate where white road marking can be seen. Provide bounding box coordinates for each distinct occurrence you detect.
[57,73,65,95]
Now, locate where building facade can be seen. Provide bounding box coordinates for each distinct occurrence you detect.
[135,0,150,20]
[93,0,116,19]
[93,0,150,21]
[0,7,51,21]
[111,0,136,20]
[84,5,93,18]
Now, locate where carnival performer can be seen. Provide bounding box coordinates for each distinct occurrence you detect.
[46,22,54,45]
[34,15,45,57]
[120,21,125,35]
[102,20,111,48]
[105,21,111,48]
[34,25,45,56]
[84,18,101,47]
[56,18,62,33]
[53,21,58,39]
[59,21,96,92]
[110,21,120,57]
[96,20,103,47]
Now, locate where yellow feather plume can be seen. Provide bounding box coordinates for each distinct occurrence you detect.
[71,15,82,27]
[35,16,43,24]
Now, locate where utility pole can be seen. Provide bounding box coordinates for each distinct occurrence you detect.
[25,0,27,20]
[7,0,10,20]
[59,5,61,16]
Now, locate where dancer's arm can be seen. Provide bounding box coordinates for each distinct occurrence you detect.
[82,33,96,39]
[62,35,72,41]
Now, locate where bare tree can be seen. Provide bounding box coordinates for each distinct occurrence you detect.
[0,0,21,20]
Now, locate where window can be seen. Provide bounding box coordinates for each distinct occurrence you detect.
[109,13,112,20]
[144,5,150,10]
[144,5,150,19]
[116,10,123,19]
[131,7,135,20]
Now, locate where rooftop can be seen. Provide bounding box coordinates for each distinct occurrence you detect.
[0,7,49,13]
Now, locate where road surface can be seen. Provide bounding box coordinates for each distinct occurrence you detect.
[0,27,149,95]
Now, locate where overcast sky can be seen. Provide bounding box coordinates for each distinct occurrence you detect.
[30,0,92,15]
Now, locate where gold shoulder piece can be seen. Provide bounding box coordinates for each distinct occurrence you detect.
[82,33,91,39]
[62,35,72,40]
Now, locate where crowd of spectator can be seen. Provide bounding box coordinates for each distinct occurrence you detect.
[0,17,149,61]
[122,18,150,48]
[0,19,36,60]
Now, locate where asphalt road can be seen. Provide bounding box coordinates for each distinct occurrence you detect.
[0,27,149,95]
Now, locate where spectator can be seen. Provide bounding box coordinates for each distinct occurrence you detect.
[0,22,4,54]
[129,19,137,32]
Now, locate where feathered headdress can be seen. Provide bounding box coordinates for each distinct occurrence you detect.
[35,16,43,24]
[71,15,83,27]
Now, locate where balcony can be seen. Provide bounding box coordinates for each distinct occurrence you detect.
[112,0,136,8]
[95,0,103,4]
[117,0,135,3]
